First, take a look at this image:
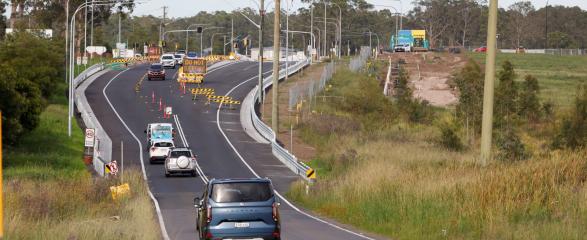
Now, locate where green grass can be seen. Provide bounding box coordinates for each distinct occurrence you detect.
[468,52,587,108]
[4,103,86,180]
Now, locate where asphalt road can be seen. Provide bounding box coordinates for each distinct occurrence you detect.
[86,61,377,240]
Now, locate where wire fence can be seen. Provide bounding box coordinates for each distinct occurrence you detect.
[349,46,371,72]
[288,61,336,111]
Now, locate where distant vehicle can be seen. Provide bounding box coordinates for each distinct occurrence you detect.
[164,147,198,177]
[149,139,174,164]
[145,123,174,146]
[178,58,207,84]
[394,44,411,52]
[187,51,198,58]
[176,50,186,55]
[474,46,487,52]
[160,54,176,68]
[174,53,185,65]
[147,63,166,81]
[194,178,281,240]
[134,53,142,58]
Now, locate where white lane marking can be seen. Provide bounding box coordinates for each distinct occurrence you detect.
[173,114,209,183]
[102,68,171,240]
[207,61,240,74]
[216,71,376,240]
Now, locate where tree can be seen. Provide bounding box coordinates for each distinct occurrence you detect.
[411,0,451,47]
[495,60,518,126]
[0,63,44,144]
[0,0,6,40]
[453,60,484,136]
[552,85,587,150]
[518,75,541,122]
[506,1,534,48]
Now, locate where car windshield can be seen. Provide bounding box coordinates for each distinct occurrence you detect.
[170,151,191,158]
[150,65,162,70]
[174,55,182,58]
[210,182,273,203]
[162,56,173,60]
[154,142,173,147]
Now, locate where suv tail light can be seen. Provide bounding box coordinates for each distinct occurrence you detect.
[206,205,212,223]
[150,147,156,151]
[272,203,279,221]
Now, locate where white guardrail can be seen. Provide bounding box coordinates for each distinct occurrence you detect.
[74,63,111,176]
[249,58,314,181]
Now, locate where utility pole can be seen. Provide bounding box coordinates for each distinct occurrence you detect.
[118,9,121,44]
[159,6,167,47]
[258,0,265,104]
[324,1,327,57]
[310,3,314,58]
[231,17,234,53]
[84,0,87,65]
[545,0,549,49]
[272,0,281,135]
[223,35,227,55]
[480,0,499,166]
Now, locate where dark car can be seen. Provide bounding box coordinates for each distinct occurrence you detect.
[194,178,281,240]
[148,63,165,81]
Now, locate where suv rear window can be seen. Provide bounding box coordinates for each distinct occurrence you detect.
[211,182,273,203]
[154,142,173,147]
[174,55,182,58]
[170,151,191,158]
[162,56,173,60]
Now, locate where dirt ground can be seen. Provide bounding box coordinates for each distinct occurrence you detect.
[379,52,467,107]
[261,62,329,162]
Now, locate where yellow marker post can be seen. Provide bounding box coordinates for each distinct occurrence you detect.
[0,111,3,238]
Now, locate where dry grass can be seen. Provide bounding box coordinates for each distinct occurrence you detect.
[5,168,161,240]
[286,60,587,239]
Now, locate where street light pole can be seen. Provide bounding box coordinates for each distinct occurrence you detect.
[259,0,265,104]
[323,1,327,57]
[480,0,499,166]
[272,0,281,135]
[200,27,224,56]
[330,2,342,58]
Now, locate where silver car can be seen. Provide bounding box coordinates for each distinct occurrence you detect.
[165,148,198,177]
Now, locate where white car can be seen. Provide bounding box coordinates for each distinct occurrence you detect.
[149,139,174,164]
[394,44,412,52]
[160,54,176,68]
[164,147,198,177]
[174,53,185,65]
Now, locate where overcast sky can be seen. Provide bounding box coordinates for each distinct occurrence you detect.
[3,0,586,18]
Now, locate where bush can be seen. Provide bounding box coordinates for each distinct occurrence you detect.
[552,85,587,149]
[496,128,530,162]
[453,60,484,134]
[518,75,542,122]
[437,117,464,151]
[495,60,519,127]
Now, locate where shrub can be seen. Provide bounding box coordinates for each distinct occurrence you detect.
[496,128,530,162]
[495,60,519,127]
[437,117,464,151]
[552,85,587,149]
[518,75,542,122]
[453,60,484,134]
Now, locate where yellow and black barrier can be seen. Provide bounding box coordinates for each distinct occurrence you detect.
[306,168,316,179]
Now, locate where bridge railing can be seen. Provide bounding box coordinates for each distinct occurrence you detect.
[249,58,314,181]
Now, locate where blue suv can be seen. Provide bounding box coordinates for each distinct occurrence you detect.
[194,178,281,240]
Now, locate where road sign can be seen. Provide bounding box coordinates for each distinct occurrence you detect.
[86,46,107,55]
[82,56,88,65]
[165,107,173,116]
[76,56,82,65]
[106,160,118,175]
[306,168,316,179]
[84,128,95,147]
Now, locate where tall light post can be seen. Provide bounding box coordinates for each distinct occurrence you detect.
[272,0,281,135]
[330,2,342,58]
[210,32,229,55]
[200,27,224,56]
[480,0,499,165]
[285,0,292,82]
[323,1,327,57]
[390,0,403,30]
[283,30,315,63]
[237,4,265,104]
[315,20,339,57]
[545,0,549,49]
[185,23,208,52]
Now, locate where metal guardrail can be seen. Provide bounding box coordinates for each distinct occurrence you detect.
[74,63,112,176]
[249,58,314,181]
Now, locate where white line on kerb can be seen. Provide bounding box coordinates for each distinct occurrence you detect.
[215,70,375,240]
[102,68,171,240]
